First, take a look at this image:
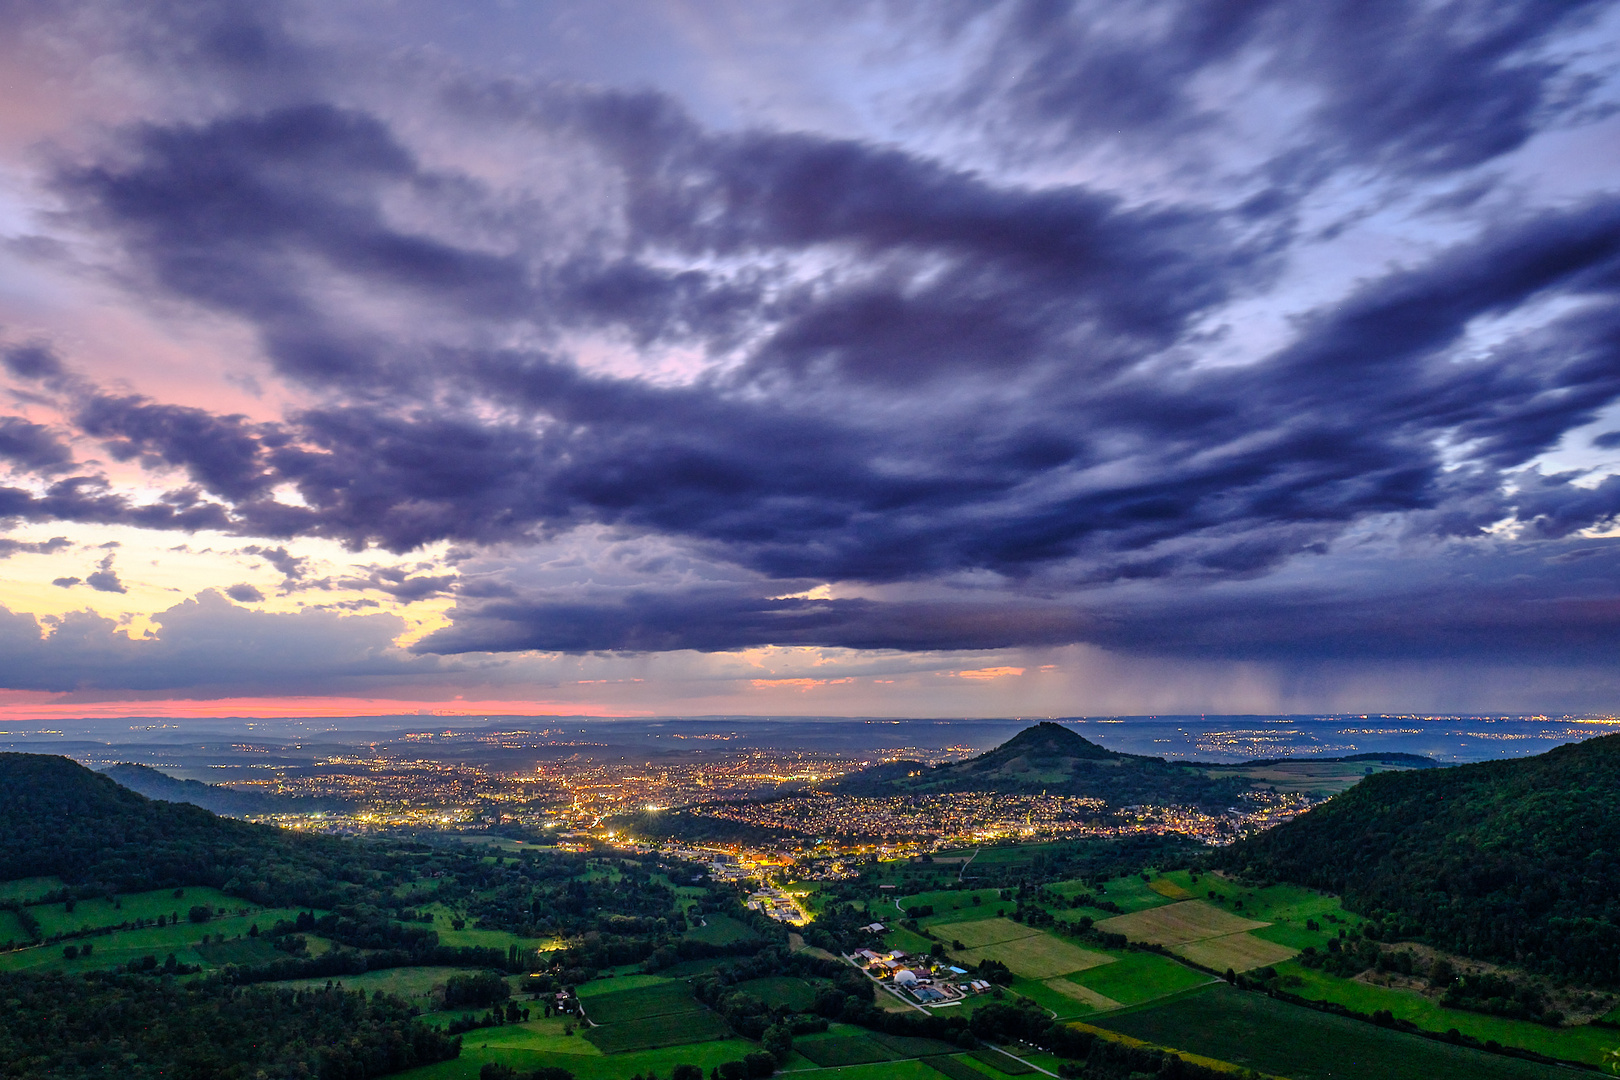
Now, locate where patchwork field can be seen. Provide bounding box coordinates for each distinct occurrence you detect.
[1091,984,1573,1080]
[923,1055,995,1080]
[734,975,822,1011]
[1042,976,1122,1010]
[952,932,1115,979]
[1094,900,1267,945]
[1060,950,1215,1007]
[933,917,1037,948]
[1172,931,1298,973]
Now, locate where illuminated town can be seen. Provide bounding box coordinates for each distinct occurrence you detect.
[208,738,1322,873]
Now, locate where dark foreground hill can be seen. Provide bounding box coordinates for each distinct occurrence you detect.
[0,753,370,906]
[831,722,1253,810]
[99,762,342,817]
[1218,732,1620,984]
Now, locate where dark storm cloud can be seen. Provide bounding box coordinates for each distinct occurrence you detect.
[942,0,1605,177]
[224,582,264,602]
[416,584,1092,655]
[12,6,1620,667]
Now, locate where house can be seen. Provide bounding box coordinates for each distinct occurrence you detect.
[862,922,886,933]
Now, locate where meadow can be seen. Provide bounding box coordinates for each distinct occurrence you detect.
[1273,961,1620,1067]
[1092,983,1578,1080]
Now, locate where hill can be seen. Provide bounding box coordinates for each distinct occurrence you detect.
[831,722,1254,810]
[99,762,340,816]
[0,753,370,907]
[1217,732,1620,984]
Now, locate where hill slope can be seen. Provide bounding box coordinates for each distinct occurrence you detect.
[832,722,1253,810]
[0,753,368,907]
[99,762,337,817]
[1218,732,1620,984]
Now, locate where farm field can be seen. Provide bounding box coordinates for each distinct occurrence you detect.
[951,931,1114,979]
[904,888,1006,924]
[0,909,26,943]
[735,975,822,1011]
[1275,961,1620,1066]
[922,1055,994,1080]
[683,914,757,945]
[1094,899,1267,945]
[1092,984,1576,1080]
[1061,950,1215,1007]
[391,1034,768,1080]
[1172,931,1298,972]
[584,1010,731,1053]
[579,980,703,1025]
[933,917,1036,949]
[575,973,669,998]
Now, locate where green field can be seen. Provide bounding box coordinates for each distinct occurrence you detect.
[584,1010,731,1053]
[735,975,822,1011]
[1051,874,1177,915]
[0,904,314,974]
[797,1034,895,1066]
[683,914,757,945]
[1092,984,1577,1080]
[580,980,703,1025]
[272,966,506,1009]
[391,1032,769,1080]
[29,886,258,937]
[903,888,1005,924]
[921,1054,994,1080]
[1061,950,1214,1007]
[0,877,62,903]
[971,1047,1035,1074]
[0,909,27,943]
[1274,961,1620,1066]
[575,973,670,998]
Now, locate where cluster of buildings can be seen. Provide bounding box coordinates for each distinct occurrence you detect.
[851,944,994,1007]
[745,886,809,925]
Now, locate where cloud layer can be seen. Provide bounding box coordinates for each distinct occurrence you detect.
[1,0,1619,705]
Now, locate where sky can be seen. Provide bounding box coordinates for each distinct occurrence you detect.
[1,0,1620,720]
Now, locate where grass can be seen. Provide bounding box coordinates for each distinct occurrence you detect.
[579,981,702,1025]
[951,931,1114,980]
[0,909,27,944]
[932,917,1036,949]
[1274,960,1620,1066]
[29,886,258,937]
[683,914,757,945]
[734,975,823,1011]
[1092,983,1576,1080]
[1094,900,1267,946]
[1042,976,1123,1011]
[390,1034,768,1079]
[1171,932,1298,973]
[904,888,1005,922]
[1047,874,1176,915]
[0,877,63,903]
[971,1047,1035,1074]
[194,937,286,965]
[883,925,937,955]
[271,966,502,1007]
[575,973,669,998]
[0,905,313,974]
[1062,950,1215,1007]
[921,1054,994,1080]
[797,1034,896,1066]
[583,1010,731,1053]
